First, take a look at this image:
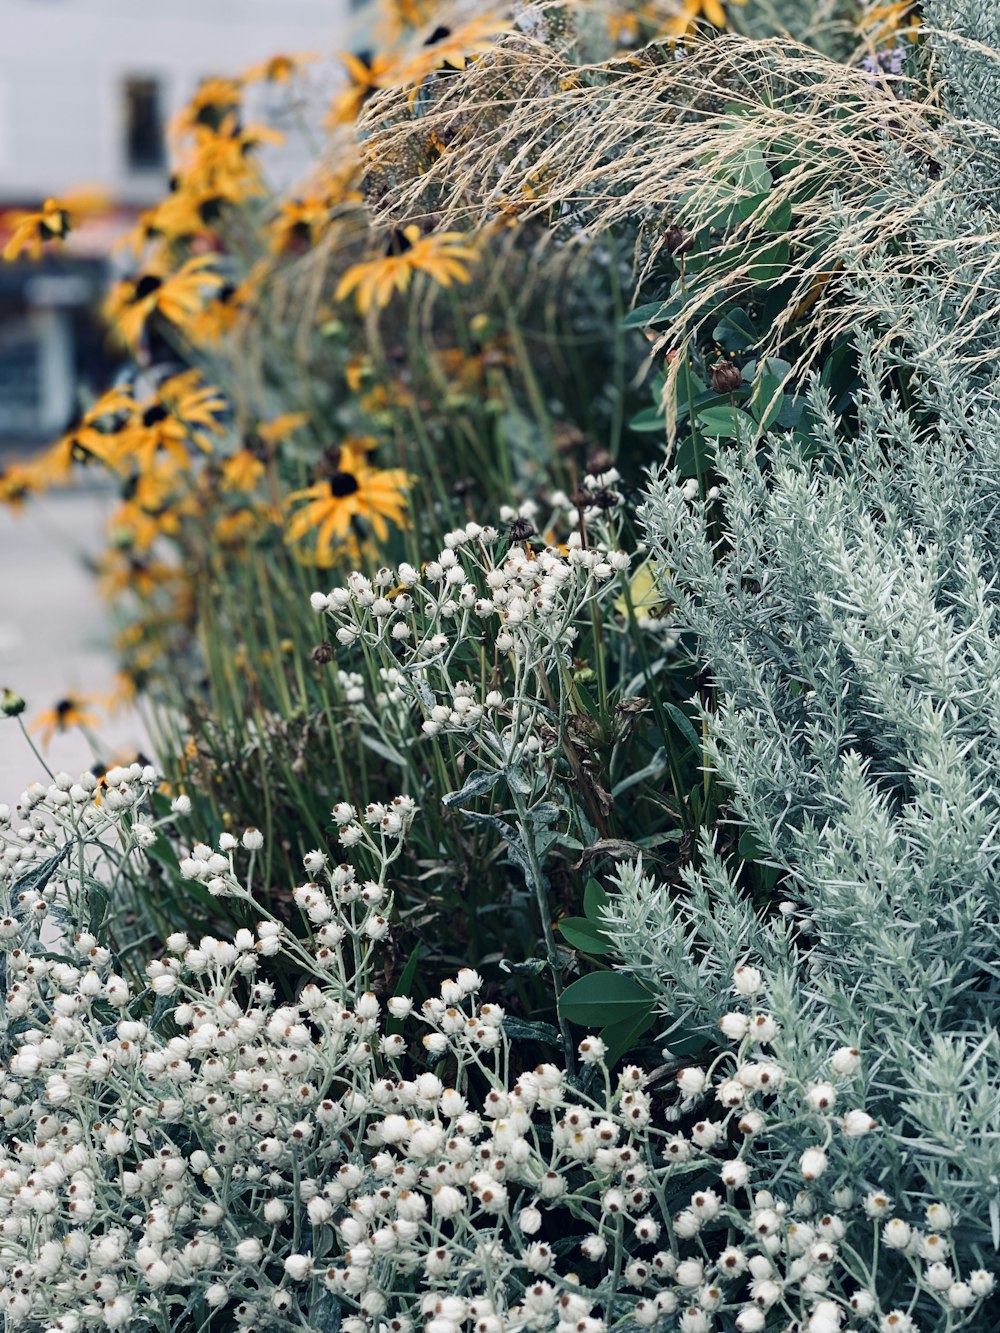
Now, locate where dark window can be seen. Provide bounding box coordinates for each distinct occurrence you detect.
[123,77,165,172]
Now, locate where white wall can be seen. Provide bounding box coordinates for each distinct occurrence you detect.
[0,0,354,203]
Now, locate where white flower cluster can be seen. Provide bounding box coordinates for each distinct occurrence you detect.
[3,789,993,1332]
[0,765,163,944]
[309,517,629,776]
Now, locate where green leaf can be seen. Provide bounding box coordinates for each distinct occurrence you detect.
[559,972,654,1028]
[502,1014,562,1047]
[674,432,716,479]
[600,1007,658,1066]
[309,1291,343,1333]
[621,300,673,329]
[749,373,784,431]
[584,877,611,921]
[664,702,701,753]
[628,405,667,433]
[732,146,773,195]
[713,307,758,353]
[10,847,69,901]
[695,406,755,439]
[558,916,613,956]
[386,942,422,1036]
[746,240,790,287]
[442,769,502,807]
[737,193,792,234]
[738,828,765,860]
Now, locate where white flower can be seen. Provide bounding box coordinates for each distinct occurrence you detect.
[969,1270,995,1297]
[735,1309,766,1333]
[720,1159,750,1189]
[926,1202,954,1230]
[676,1066,707,1097]
[849,1291,876,1317]
[719,1012,750,1040]
[242,828,264,851]
[678,1308,710,1333]
[236,1238,263,1263]
[830,1046,860,1076]
[947,1283,973,1309]
[841,1109,876,1137]
[880,1313,914,1332]
[882,1219,912,1250]
[578,1035,607,1064]
[806,1082,837,1111]
[807,1302,843,1333]
[799,1148,827,1181]
[733,965,763,995]
[284,1253,313,1281]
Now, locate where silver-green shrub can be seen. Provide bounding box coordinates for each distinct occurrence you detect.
[615,0,1000,1316]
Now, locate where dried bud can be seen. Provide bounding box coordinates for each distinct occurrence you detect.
[509,517,535,542]
[710,360,742,394]
[665,224,695,257]
[1,689,25,718]
[311,642,334,666]
[585,448,614,476]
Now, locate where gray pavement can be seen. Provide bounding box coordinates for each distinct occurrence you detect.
[0,483,150,803]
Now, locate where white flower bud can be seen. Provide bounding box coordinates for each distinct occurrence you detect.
[799,1148,827,1181]
[733,965,763,995]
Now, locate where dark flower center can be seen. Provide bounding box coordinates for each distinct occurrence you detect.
[134,274,163,300]
[55,699,74,717]
[142,403,169,427]
[329,471,360,498]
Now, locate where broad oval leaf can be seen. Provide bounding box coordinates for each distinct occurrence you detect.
[559,972,654,1028]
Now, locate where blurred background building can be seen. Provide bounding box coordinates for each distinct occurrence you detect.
[0,0,354,443]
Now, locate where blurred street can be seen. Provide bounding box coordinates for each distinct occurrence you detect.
[0,482,149,803]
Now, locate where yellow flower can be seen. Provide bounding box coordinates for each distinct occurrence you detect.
[1,190,106,262]
[105,255,225,349]
[258,412,308,446]
[327,51,398,126]
[31,694,100,748]
[285,441,409,565]
[221,449,267,492]
[94,372,225,474]
[662,0,746,37]
[0,464,37,509]
[177,114,284,202]
[860,1,921,42]
[336,225,477,314]
[614,560,673,625]
[392,16,511,94]
[36,386,135,483]
[243,52,317,84]
[170,78,243,140]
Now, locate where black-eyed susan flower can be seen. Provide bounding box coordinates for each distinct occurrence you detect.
[177,114,283,202]
[221,448,267,493]
[105,255,225,349]
[336,225,477,314]
[285,441,409,566]
[170,78,243,139]
[861,1,921,43]
[2,199,73,261]
[31,694,100,748]
[327,51,398,126]
[100,372,226,473]
[36,386,135,483]
[1,190,106,261]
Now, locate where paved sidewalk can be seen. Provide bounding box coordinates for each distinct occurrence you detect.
[0,484,149,803]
